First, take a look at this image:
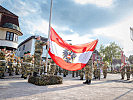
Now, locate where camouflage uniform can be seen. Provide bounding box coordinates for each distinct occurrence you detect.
[8,51,15,76]
[120,65,125,80]
[63,69,67,77]
[126,65,131,80]
[83,60,92,84]
[59,67,62,75]
[93,62,98,79]
[79,69,84,80]
[54,65,59,75]
[14,57,20,75]
[47,60,50,75]
[131,64,133,77]
[102,63,108,78]
[23,54,33,79]
[33,38,47,76]
[0,50,6,78]
[49,59,56,75]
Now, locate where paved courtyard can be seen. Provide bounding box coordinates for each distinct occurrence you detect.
[0,73,133,100]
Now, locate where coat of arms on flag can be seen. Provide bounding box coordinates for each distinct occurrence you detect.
[48,27,98,71]
[63,49,77,63]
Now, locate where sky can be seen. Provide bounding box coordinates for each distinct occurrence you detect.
[1,0,133,57]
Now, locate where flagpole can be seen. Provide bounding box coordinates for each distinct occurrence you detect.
[45,0,53,74]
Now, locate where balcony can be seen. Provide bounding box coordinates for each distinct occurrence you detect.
[3,23,21,32]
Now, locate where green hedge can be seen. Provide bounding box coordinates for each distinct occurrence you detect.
[28,75,63,86]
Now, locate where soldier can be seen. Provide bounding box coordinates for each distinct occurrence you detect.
[23,51,33,79]
[83,59,92,85]
[93,61,98,79]
[58,67,62,75]
[14,57,20,75]
[49,59,56,75]
[63,69,67,77]
[120,65,125,80]
[130,64,133,77]
[126,64,131,80]
[72,71,75,77]
[21,52,26,78]
[0,49,6,78]
[8,51,15,76]
[54,65,59,75]
[102,62,108,78]
[79,69,84,80]
[33,36,47,77]
[40,60,45,75]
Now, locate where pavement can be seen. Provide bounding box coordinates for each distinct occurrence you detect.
[0,73,133,100]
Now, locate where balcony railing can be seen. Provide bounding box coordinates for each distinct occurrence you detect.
[2,23,21,32]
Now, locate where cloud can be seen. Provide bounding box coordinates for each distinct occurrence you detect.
[93,13,133,57]
[74,0,114,7]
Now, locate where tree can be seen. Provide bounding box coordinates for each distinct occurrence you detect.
[99,42,121,65]
[129,55,133,64]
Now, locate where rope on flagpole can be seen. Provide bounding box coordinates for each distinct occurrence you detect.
[45,0,53,74]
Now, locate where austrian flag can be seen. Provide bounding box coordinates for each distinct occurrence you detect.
[48,27,98,71]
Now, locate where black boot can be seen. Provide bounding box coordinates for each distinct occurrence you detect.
[88,80,91,85]
[83,80,88,84]
[2,73,5,77]
[33,72,38,77]
[80,77,83,80]
[21,74,24,78]
[24,77,27,79]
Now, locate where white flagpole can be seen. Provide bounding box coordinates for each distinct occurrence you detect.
[45,0,53,74]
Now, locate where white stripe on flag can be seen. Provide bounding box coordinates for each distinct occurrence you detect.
[50,40,92,64]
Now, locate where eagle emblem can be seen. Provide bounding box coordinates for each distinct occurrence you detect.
[62,49,77,63]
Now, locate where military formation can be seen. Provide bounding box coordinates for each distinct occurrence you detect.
[1,35,133,86]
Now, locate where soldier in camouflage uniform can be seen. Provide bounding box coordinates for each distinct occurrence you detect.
[126,64,131,80]
[8,51,15,76]
[63,69,67,77]
[59,67,62,75]
[33,36,47,77]
[21,53,26,78]
[130,64,133,77]
[14,57,20,75]
[49,59,56,75]
[23,51,33,79]
[79,69,84,80]
[83,59,92,85]
[120,65,125,80]
[93,61,98,79]
[102,62,108,78]
[54,65,59,75]
[0,49,6,78]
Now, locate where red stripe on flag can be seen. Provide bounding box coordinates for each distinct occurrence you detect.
[50,27,98,53]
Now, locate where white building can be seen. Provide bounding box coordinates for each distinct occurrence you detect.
[0,5,23,50]
[16,36,49,58]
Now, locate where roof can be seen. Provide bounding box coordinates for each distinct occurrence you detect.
[0,5,18,17]
[18,35,48,48]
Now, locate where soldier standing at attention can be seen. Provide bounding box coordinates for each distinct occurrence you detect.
[130,64,133,77]
[93,61,98,79]
[21,52,27,78]
[0,49,6,78]
[83,59,92,85]
[126,64,131,80]
[23,51,33,79]
[120,65,125,80]
[8,51,15,76]
[49,59,56,75]
[33,36,47,77]
[79,69,84,80]
[102,62,108,78]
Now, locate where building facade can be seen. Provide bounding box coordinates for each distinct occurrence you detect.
[16,36,48,58]
[0,5,23,50]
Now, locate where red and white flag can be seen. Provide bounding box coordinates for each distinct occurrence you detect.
[48,27,98,71]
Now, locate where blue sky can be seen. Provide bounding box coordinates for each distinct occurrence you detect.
[1,0,133,57]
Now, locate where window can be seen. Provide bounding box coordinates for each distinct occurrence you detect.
[14,34,18,42]
[6,31,14,41]
[23,45,25,50]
